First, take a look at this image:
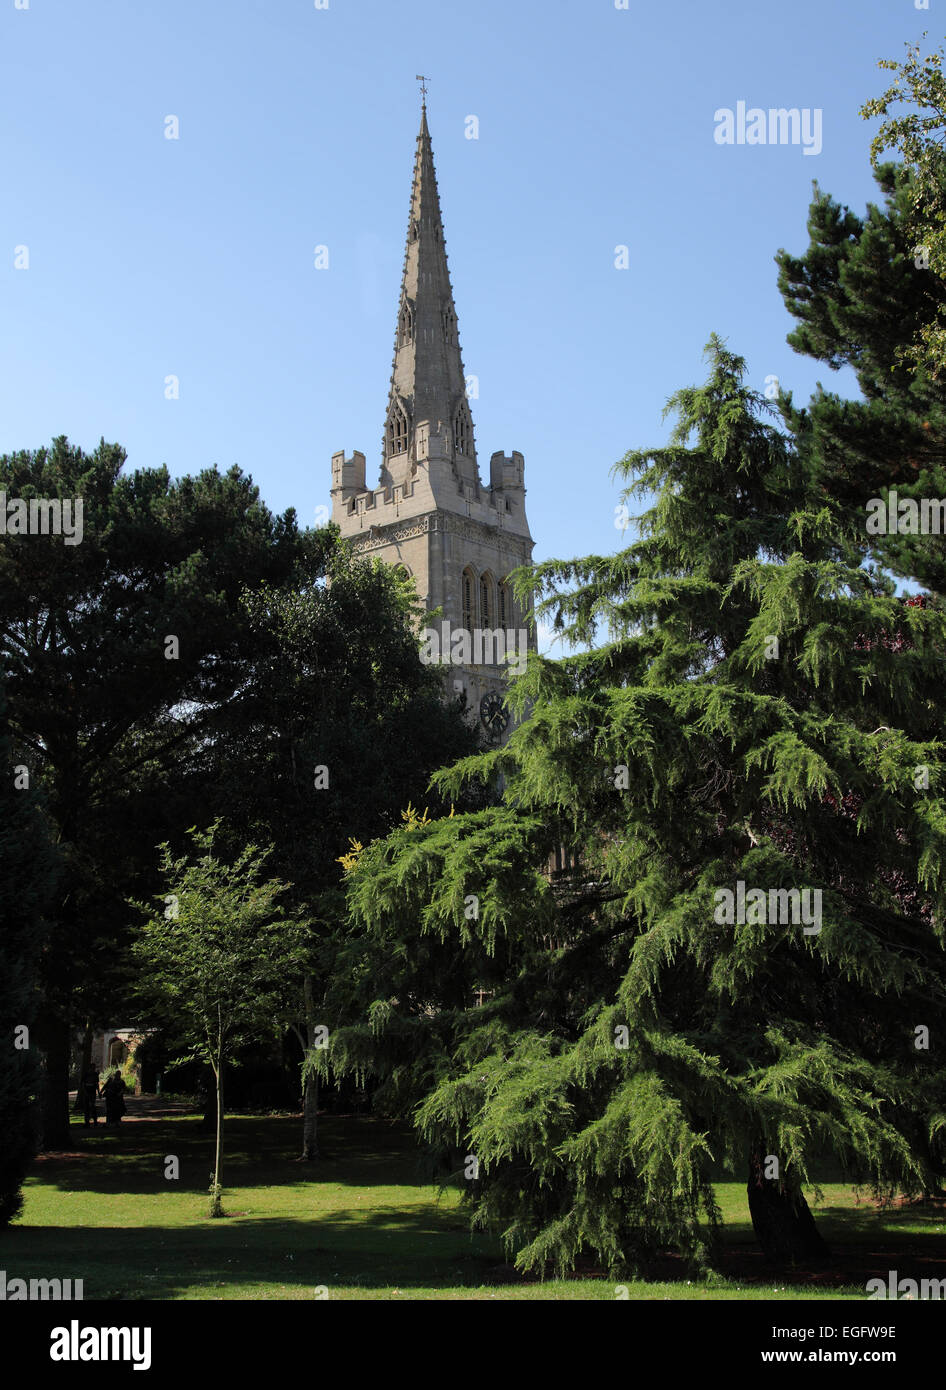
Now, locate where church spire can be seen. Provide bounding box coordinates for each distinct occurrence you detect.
[381,91,478,495]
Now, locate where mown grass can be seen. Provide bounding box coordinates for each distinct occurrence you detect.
[2,1105,943,1300]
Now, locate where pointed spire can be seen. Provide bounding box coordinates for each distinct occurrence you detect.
[381,96,478,495]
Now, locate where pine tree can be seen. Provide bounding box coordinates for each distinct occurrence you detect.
[0,436,326,1147]
[775,160,946,593]
[0,682,57,1222]
[330,338,946,1276]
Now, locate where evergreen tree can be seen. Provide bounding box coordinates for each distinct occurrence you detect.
[0,682,57,1221]
[775,160,946,593]
[329,338,946,1276]
[0,436,325,1146]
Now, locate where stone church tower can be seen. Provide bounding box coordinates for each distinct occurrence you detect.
[330,98,534,740]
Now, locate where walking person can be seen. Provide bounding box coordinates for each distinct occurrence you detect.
[81,1068,100,1126]
[102,1070,126,1126]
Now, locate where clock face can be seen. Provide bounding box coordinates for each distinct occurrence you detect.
[479,690,509,736]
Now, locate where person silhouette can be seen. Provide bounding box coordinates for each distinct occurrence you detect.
[102,1070,126,1126]
[81,1068,100,1126]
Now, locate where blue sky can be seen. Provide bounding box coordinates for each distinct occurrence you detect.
[1,0,931,644]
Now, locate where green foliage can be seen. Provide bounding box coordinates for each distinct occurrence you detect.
[776,161,946,592]
[216,546,480,897]
[0,435,324,1142]
[331,337,946,1277]
[133,823,310,1214]
[0,432,479,1152]
[0,682,57,1224]
[200,544,481,1124]
[861,37,946,377]
[131,824,306,1070]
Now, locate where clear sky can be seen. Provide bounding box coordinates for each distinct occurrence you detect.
[1,0,931,646]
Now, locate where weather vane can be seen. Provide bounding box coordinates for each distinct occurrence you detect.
[416,74,429,108]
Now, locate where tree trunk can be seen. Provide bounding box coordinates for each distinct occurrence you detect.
[747,1145,829,1262]
[72,1021,93,1112]
[301,1070,320,1160]
[210,1010,224,1217]
[38,1013,72,1150]
[301,974,320,1160]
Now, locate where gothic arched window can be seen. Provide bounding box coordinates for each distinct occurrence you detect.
[442,307,456,344]
[498,579,510,629]
[462,567,475,631]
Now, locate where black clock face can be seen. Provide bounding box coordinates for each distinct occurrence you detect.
[479,690,509,735]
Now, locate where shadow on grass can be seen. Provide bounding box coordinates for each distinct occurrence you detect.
[41,1114,433,1195]
[13,1114,945,1299]
[723,1203,946,1244]
[6,1209,946,1299]
[0,1213,505,1299]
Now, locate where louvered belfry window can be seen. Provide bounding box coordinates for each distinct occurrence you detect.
[480,574,493,628]
[462,569,475,630]
[454,405,468,456]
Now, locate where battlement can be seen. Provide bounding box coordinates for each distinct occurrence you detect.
[330,449,366,500]
[489,450,525,492]
[331,444,530,540]
[331,455,430,533]
[347,477,418,517]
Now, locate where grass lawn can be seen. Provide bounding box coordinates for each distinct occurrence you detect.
[3,1100,944,1300]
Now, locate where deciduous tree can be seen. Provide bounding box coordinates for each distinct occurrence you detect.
[132,826,306,1217]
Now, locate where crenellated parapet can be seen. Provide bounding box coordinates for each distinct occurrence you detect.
[330,450,366,505]
[490,450,525,493]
